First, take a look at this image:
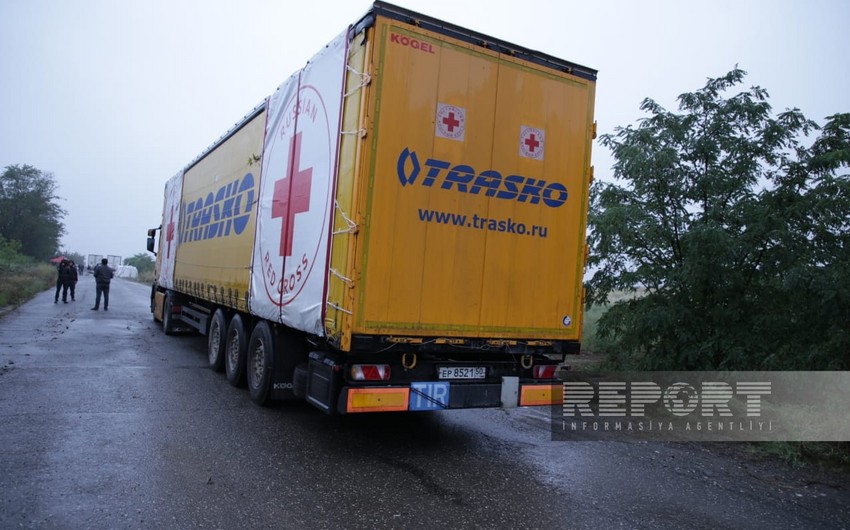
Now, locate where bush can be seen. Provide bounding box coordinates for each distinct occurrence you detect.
[581,291,642,359]
[0,263,55,307]
[136,269,155,285]
[587,70,849,371]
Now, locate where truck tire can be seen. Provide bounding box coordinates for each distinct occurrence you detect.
[207,309,227,372]
[247,321,274,406]
[162,291,176,335]
[150,285,160,323]
[225,314,248,387]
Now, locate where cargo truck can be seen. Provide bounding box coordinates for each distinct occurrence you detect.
[146,1,597,414]
[86,254,102,273]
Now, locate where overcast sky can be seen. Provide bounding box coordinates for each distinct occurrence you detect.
[1,0,847,261]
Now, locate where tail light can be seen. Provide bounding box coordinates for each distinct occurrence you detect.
[533,365,558,380]
[351,364,391,381]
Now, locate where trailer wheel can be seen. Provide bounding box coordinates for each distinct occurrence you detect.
[150,285,160,323]
[207,309,227,372]
[247,321,274,406]
[162,291,176,335]
[225,314,248,387]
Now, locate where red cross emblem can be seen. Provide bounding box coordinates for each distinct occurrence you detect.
[519,126,545,160]
[442,112,460,132]
[525,133,540,152]
[436,103,466,140]
[272,132,312,257]
[165,206,175,258]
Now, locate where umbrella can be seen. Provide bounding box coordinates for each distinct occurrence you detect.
[49,256,67,264]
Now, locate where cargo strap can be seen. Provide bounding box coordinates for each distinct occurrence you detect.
[329,268,354,288]
[332,200,358,235]
[326,301,352,315]
[340,128,367,137]
[344,65,371,98]
[340,66,370,137]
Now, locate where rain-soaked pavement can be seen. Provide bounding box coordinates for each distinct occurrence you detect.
[1,276,848,529]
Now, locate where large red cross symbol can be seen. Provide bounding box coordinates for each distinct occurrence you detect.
[442,112,460,132]
[525,133,540,152]
[165,206,175,258]
[272,132,313,257]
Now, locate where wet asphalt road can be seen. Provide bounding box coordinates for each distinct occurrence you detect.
[0,276,848,529]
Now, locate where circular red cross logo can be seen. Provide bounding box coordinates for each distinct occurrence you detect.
[259,85,333,307]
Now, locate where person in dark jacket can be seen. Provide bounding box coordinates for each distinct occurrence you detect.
[91,258,114,311]
[68,260,79,301]
[53,261,63,303]
[54,260,74,304]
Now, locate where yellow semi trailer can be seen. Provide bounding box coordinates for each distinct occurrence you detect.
[147,1,597,414]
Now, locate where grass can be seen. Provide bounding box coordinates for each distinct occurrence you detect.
[748,442,850,470]
[0,263,56,308]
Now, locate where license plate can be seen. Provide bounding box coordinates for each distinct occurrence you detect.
[438,366,486,380]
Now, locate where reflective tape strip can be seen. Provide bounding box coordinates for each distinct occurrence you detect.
[346,387,410,413]
[520,384,564,406]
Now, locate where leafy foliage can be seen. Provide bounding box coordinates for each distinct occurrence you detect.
[0,235,25,271]
[587,69,849,370]
[61,251,86,266]
[0,165,66,260]
[124,253,155,275]
[0,235,55,307]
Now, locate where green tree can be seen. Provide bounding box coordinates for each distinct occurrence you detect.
[62,251,86,266]
[0,165,66,260]
[124,253,155,275]
[0,235,25,271]
[587,68,849,370]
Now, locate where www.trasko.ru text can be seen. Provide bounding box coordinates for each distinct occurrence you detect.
[417,209,549,238]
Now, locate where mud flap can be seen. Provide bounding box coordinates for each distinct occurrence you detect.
[270,328,309,400]
[305,353,342,414]
[271,369,297,399]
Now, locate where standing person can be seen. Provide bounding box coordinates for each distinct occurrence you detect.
[53,259,65,304]
[53,260,63,303]
[54,260,73,303]
[91,258,114,311]
[68,260,79,301]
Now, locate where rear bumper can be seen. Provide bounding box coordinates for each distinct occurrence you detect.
[339,378,563,413]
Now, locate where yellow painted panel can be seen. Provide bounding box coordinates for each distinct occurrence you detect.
[175,110,266,310]
[326,31,369,347]
[353,17,595,341]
